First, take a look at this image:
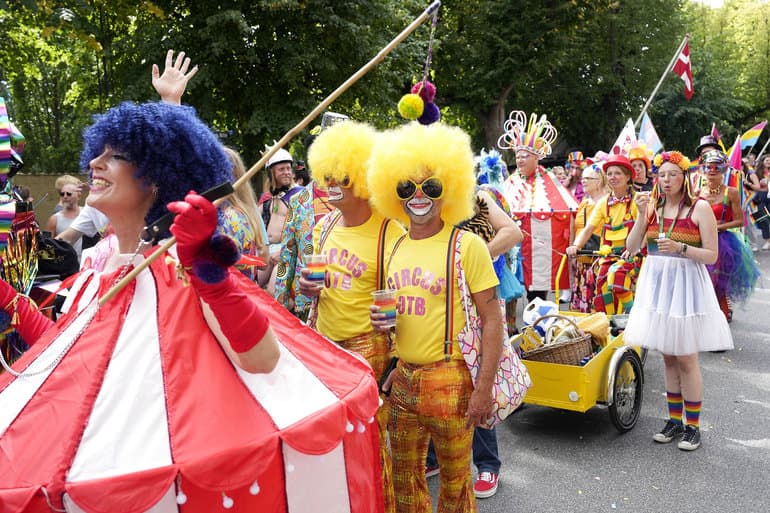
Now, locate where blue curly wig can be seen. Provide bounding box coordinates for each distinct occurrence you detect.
[79,102,232,238]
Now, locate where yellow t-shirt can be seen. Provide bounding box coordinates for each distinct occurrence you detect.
[387,224,499,365]
[587,195,640,249]
[315,212,406,341]
[574,196,604,237]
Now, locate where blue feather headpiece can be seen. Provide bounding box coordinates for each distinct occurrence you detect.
[476,149,508,186]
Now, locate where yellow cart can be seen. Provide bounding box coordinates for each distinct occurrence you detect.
[519,255,645,432]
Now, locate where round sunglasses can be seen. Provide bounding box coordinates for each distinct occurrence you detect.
[323,175,351,188]
[396,177,444,200]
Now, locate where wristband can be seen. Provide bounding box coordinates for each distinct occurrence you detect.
[680,243,688,255]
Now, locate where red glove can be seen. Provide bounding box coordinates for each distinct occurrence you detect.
[167,193,269,353]
[168,193,240,284]
[0,279,54,345]
[191,273,270,353]
[167,192,218,269]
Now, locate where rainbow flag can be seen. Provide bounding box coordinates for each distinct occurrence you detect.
[724,135,745,210]
[739,121,767,151]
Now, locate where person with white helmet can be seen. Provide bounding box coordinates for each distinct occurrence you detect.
[257,148,303,294]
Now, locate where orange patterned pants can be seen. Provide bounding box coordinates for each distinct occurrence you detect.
[388,358,475,513]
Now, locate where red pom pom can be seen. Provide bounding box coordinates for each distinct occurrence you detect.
[411,80,436,103]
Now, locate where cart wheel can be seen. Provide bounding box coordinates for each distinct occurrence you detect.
[608,350,643,432]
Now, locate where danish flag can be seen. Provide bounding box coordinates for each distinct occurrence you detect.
[672,40,694,100]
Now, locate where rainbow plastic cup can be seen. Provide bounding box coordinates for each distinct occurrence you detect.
[372,289,397,328]
[305,254,327,284]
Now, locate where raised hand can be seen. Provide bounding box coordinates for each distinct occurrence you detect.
[151,49,199,105]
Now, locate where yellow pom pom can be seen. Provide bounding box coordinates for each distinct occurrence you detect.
[398,94,424,120]
[599,244,612,257]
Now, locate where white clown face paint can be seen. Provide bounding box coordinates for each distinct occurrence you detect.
[327,186,345,202]
[405,196,435,217]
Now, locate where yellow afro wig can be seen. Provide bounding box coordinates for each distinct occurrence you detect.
[367,122,476,226]
[307,120,378,200]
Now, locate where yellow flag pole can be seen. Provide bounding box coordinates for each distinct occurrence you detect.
[99,1,442,306]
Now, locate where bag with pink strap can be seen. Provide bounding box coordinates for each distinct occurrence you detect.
[445,227,532,428]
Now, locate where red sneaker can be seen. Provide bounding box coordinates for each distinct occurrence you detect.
[474,471,499,498]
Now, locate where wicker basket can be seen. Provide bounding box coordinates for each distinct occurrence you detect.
[521,314,593,365]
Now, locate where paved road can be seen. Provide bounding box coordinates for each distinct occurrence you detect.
[431,250,770,513]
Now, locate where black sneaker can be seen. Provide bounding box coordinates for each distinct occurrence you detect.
[678,425,701,451]
[652,420,685,443]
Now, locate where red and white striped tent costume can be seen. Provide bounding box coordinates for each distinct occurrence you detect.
[0,251,383,513]
[502,168,578,292]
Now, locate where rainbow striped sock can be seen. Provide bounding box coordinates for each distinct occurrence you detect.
[684,400,702,428]
[667,391,683,424]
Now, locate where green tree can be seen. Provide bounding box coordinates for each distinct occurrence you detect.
[0,1,169,173]
[1,6,95,173]
[435,0,689,157]
[434,0,588,151]
[139,0,428,187]
[6,0,770,176]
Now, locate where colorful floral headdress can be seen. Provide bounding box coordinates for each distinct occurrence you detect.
[497,111,558,159]
[652,151,691,173]
[648,150,695,220]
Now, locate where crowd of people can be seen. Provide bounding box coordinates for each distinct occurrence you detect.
[0,49,763,513]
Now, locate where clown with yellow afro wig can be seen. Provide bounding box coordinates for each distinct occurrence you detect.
[367,122,476,226]
[308,120,377,200]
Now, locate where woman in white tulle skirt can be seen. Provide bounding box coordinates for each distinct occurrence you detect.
[624,151,733,452]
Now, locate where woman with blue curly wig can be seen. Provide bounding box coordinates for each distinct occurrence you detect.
[79,101,233,241]
[2,99,280,371]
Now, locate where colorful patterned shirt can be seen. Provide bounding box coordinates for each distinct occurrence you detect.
[274,181,334,314]
[217,202,263,281]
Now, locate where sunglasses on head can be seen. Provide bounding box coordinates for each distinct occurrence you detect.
[59,191,74,197]
[396,177,444,200]
[323,175,351,188]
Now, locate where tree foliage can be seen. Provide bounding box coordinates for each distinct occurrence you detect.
[2,0,770,176]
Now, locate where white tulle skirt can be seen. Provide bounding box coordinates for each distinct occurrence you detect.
[624,254,733,354]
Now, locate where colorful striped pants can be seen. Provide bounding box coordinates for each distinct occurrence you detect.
[593,256,641,315]
[388,358,476,513]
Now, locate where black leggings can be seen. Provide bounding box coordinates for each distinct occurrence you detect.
[756,191,770,239]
